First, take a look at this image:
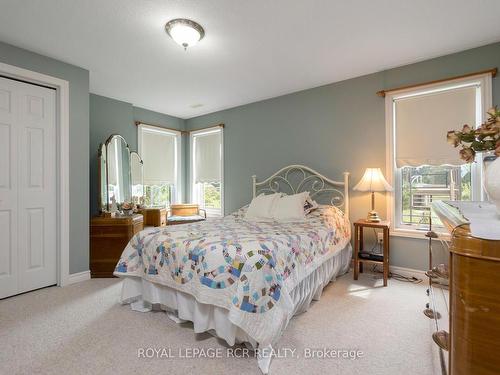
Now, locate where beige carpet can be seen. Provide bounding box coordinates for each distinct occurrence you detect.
[0,271,440,375]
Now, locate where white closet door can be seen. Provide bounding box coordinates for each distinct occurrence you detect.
[0,78,19,298]
[0,77,57,298]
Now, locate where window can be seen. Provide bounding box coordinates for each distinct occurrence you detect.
[138,124,182,207]
[386,74,492,236]
[190,127,223,216]
[399,164,471,229]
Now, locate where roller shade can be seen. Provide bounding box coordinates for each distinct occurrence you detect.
[394,86,477,167]
[194,130,222,183]
[141,128,177,185]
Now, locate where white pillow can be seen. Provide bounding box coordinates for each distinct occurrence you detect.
[246,193,280,219]
[272,192,308,220]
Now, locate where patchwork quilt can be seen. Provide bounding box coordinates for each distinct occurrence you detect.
[114,205,351,345]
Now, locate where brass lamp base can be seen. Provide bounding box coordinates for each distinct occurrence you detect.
[366,210,381,222]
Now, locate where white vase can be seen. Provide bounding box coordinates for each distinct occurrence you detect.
[484,154,500,213]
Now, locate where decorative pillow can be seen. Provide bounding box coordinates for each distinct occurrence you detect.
[245,193,281,219]
[272,192,308,221]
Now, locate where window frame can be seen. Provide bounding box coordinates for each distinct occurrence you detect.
[190,127,224,217]
[385,74,492,239]
[137,123,182,206]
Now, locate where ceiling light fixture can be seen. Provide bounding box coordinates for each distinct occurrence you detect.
[165,18,205,50]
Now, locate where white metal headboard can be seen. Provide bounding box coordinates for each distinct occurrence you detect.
[252,164,350,217]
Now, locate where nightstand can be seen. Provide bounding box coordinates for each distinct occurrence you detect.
[138,207,167,227]
[353,219,390,286]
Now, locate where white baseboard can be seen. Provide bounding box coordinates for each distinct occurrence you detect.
[66,270,91,285]
[389,265,426,280]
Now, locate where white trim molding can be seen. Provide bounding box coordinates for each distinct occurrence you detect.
[352,264,426,280]
[389,265,427,280]
[137,123,183,204]
[190,126,224,216]
[67,271,91,285]
[385,72,493,239]
[0,62,70,287]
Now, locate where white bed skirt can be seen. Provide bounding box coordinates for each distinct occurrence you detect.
[119,243,352,373]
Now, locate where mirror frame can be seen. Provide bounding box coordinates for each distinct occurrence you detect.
[104,134,132,212]
[97,143,108,213]
[130,151,144,206]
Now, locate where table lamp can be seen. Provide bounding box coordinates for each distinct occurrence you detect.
[353,168,393,222]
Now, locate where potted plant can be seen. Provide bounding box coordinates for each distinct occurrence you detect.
[447,106,500,212]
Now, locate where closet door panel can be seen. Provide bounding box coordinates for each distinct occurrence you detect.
[0,79,18,299]
[17,83,57,293]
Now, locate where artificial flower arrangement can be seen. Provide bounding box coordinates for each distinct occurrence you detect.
[447,106,500,162]
[121,201,134,211]
[117,201,135,215]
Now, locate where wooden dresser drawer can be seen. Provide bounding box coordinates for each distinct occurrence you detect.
[91,225,130,236]
[90,214,143,278]
[450,251,500,375]
[431,201,500,375]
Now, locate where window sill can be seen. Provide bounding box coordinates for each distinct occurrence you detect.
[390,227,451,241]
[204,209,222,218]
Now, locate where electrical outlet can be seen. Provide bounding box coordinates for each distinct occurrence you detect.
[377,232,384,244]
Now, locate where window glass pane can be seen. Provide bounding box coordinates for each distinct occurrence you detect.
[203,182,221,209]
[400,164,471,228]
[144,184,172,207]
[138,124,181,205]
[191,128,223,216]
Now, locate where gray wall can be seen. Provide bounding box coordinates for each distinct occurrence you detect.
[186,42,500,271]
[0,41,90,274]
[3,38,497,274]
[89,94,185,217]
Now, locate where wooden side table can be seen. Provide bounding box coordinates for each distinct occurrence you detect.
[353,219,390,286]
[139,207,167,227]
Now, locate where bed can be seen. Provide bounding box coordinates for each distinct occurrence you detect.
[114,165,352,374]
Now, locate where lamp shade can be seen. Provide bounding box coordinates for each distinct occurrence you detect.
[353,168,393,192]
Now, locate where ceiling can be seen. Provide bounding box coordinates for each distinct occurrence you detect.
[1,1,500,119]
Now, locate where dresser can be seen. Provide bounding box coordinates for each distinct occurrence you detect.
[430,201,500,375]
[90,214,144,277]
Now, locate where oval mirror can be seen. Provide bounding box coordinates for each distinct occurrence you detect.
[105,135,132,211]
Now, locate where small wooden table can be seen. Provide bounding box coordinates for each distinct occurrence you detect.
[353,219,390,286]
[138,207,167,227]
